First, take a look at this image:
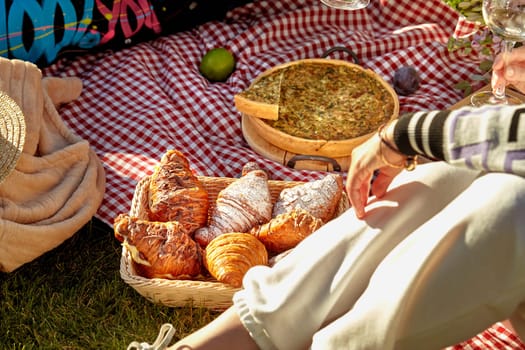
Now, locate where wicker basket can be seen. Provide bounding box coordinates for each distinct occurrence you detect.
[119,175,306,309]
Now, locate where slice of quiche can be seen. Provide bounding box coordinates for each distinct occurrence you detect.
[233,70,283,120]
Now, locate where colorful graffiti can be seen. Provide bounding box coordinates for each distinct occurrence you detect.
[0,0,162,65]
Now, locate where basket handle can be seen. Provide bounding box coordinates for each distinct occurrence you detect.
[286,155,342,172]
[321,46,360,65]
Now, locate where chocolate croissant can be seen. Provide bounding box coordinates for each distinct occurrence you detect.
[204,232,268,287]
[250,208,323,254]
[194,167,273,247]
[114,214,203,279]
[272,173,344,222]
[148,149,209,233]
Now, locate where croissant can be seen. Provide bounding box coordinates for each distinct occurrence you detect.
[241,161,266,176]
[272,174,344,222]
[250,208,323,254]
[194,167,273,247]
[114,214,203,279]
[204,232,268,287]
[148,149,209,233]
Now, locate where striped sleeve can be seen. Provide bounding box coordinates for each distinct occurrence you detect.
[392,105,525,177]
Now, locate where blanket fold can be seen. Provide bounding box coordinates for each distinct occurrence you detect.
[0,58,105,272]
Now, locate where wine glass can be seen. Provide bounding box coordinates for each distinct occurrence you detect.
[320,0,370,10]
[470,0,525,106]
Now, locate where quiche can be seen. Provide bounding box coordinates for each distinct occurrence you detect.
[234,59,398,142]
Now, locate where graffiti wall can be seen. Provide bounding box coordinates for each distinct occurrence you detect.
[0,0,194,65]
[0,0,168,66]
[0,0,252,67]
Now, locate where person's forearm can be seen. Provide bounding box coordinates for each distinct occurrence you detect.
[390,105,525,176]
[392,110,448,160]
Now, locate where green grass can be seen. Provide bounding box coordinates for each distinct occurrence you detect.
[0,218,220,349]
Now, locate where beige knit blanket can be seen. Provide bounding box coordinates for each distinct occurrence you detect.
[0,58,105,272]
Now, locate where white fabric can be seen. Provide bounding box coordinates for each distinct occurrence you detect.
[233,162,525,350]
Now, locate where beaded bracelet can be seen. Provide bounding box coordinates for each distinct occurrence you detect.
[377,123,418,171]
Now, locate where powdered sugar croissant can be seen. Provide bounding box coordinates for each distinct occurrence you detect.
[204,232,268,287]
[272,174,344,222]
[114,214,203,279]
[148,149,209,233]
[250,208,323,254]
[194,165,273,247]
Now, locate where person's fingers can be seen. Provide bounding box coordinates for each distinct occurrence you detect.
[504,63,525,82]
[358,181,370,218]
[492,46,525,92]
[509,81,525,95]
[492,62,525,95]
[357,179,371,219]
[346,133,402,218]
[495,45,525,68]
[493,52,504,71]
[347,187,363,218]
[370,170,395,198]
[502,63,525,95]
[346,175,364,217]
[346,169,372,219]
[506,45,525,62]
[492,67,507,96]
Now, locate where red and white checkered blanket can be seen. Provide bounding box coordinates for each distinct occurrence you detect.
[42,0,524,347]
[42,0,482,226]
[445,322,524,350]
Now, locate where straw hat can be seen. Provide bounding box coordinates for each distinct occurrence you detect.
[0,90,25,184]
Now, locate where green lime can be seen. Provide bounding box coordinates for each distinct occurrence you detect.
[199,48,236,82]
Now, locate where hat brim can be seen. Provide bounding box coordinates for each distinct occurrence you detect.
[0,90,26,184]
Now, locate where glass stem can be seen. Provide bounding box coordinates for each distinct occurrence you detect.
[494,40,516,100]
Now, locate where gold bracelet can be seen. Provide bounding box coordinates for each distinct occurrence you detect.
[377,123,418,171]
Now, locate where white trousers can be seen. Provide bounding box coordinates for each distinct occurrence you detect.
[233,162,525,350]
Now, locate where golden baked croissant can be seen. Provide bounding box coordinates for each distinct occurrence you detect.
[114,214,203,279]
[204,232,268,287]
[147,149,209,233]
[272,173,344,222]
[250,208,323,254]
[241,161,266,176]
[194,166,273,247]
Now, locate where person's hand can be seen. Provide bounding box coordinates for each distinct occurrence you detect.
[345,121,405,219]
[492,45,525,95]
